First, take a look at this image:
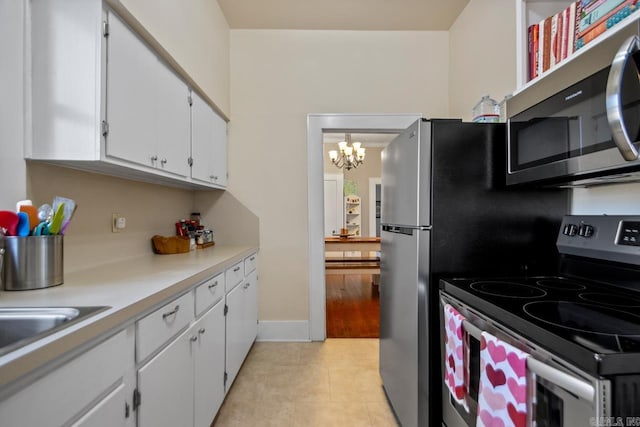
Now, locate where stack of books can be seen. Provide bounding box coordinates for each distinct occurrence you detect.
[527,0,638,81]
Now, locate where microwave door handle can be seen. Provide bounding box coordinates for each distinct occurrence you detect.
[527,357,595,402]
[606,35,640,161]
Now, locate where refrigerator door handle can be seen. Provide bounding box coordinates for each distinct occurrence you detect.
[382,224,431,235]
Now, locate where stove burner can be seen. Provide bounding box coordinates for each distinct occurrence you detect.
[579,292,640,307]
[524,301,640,336]
[469,281,547,298]
[536,278,586,290]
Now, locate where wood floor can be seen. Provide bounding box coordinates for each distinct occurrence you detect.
[326,274,379,338]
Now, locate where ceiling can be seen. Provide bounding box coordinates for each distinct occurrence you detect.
[217,0,470,31]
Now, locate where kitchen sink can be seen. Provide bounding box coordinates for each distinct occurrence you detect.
[0,306,109,357]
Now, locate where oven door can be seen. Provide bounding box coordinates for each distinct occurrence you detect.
[440,293,609,427]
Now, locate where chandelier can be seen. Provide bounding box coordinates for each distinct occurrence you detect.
[329,134,366,171]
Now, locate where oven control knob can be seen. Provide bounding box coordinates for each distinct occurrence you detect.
[578,224,594,238]
[563,224,578,236]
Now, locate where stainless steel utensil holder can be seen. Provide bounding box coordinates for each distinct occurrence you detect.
[1,235,63,291]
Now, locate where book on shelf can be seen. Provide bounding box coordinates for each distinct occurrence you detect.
[575,0,638,50]
[528,23,539,80]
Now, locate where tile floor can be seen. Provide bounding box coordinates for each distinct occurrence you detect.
[213,339,400,426]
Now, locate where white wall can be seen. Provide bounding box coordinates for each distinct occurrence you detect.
[0,0,27,210]
[229,30,449,322]
[449,0,517,121]
[119,0,230,116]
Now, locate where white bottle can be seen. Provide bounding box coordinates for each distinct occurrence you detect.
[472,95,499,123]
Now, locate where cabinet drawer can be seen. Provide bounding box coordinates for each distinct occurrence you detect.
[0,329,131,427]
[195,272,224,317]
[244,253,257,276]
[136,291,194,362]
[225,261,244,293]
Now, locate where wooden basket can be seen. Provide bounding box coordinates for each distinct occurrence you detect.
[151,235,190,254]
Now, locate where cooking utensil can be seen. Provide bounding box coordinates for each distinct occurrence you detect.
[15,199,32,212]
[48,203,65,235]
[59,203,78,235]
[19,205,39,233]
[0,211,19,236]
[38,204,52,223]
[16,212,30,237]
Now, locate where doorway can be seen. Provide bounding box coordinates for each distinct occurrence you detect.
[308,113,421,341]
[322,131,397,338]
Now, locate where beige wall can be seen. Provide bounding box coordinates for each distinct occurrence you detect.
[229,30,450,321]
[0,1,27,210]
[449,0,517,121]
[119,0,231,116]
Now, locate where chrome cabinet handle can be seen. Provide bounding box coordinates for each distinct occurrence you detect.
[190,336,198,342]
[160,158,167,165]
[606,35,640,161]
[162,305,180,319]
[250,256,255,261]
[150,155,158,162]
[198,328,206,334]
[208,281,218,289]
[234,267,240,272]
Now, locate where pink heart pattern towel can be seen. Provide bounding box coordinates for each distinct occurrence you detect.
[443,303,468,411]
[476,331,529,427]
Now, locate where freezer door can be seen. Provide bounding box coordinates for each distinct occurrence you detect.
[381,119,431,227]
[379,227,424,427]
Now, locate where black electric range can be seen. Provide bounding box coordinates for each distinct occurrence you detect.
[440,215,640,378]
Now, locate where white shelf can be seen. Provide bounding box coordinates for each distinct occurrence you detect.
[515,0,640,93]
[344,196,361,236]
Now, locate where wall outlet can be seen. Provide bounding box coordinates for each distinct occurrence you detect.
[112,213,126,233]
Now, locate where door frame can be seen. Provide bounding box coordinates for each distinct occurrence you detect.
[307,113,421,341]
[368,177,381,238]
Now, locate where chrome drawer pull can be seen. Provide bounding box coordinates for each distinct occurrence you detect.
[250,256,255,261]
[208,281,218,289]
[190,335,198,342]
[233,267,240,272]
[198,328,206,334]
[162,305,180,319]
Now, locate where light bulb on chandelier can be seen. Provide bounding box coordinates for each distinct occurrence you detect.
[329,134,366,170]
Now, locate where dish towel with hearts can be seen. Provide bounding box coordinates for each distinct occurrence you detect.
[443,303,468,411]
[476,331,529,427]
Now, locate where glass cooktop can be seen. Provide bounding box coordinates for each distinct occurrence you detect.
[440,276,640,375]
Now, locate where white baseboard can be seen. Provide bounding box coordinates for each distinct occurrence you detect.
[257,320,311,342]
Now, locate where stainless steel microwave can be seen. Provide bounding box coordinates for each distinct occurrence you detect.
[507,32,640,187]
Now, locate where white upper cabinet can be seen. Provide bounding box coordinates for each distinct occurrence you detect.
[106,12,158,169]
[191,91,228,188]
[28,0,224,189]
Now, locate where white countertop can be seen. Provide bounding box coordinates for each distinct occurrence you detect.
[0,244,257,396]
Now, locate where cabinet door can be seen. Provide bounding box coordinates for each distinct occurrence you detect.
[211,111,228,187]
[191,92,227,187]
[156,62,190,177]
[194,300,225,427]
[225,283,244,391]
[137,328,194,427]
[243,269,258,354]
[71,384,127,427]
[105,11,157,168]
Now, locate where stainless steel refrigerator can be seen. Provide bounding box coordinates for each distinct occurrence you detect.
[379,119,568,427]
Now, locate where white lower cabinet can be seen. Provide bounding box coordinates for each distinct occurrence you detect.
[224,253,259,392]
[137,326,195,427]
[135,283,226,427]
[0,327,135,427]
[194,299,225,427]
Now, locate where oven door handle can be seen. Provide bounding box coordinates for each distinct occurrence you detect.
[462,319,595,402]
[527,357,595,402]
[606,35,640,161]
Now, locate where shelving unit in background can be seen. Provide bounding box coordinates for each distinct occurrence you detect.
[345,195,361,236]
